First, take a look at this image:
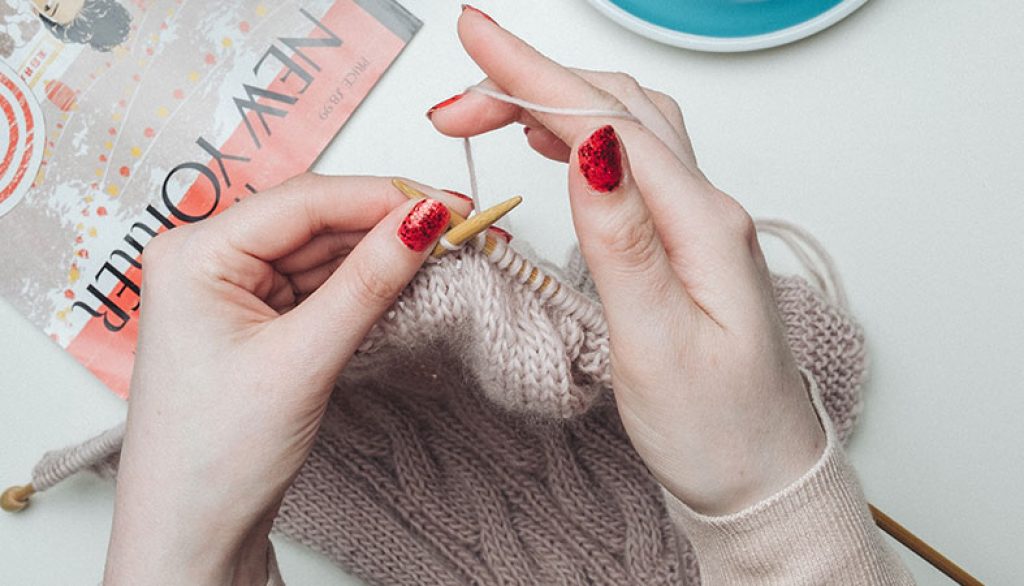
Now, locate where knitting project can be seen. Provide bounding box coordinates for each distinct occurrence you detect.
[26,232,865,586]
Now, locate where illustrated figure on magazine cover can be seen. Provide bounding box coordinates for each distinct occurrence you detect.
[32,0,131,51]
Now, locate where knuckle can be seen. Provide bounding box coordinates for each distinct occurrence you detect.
[597,213,663,272]
[610,71,644,99]
[648,90,685,125]
[717,195,756,241]
[142,229,183,268]
[349,259,402,308]
[143,224,219,280]
[280,171,320,191]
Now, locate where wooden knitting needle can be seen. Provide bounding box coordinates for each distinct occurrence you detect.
[870,504,983,585]
[392,179,469,225]
[392,179,521,258]
[392,180,558,292]
[433,196,521,258]
[1,483,35,512]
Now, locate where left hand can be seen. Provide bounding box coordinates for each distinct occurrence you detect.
[103,175,470,585]
[427,8,825,516]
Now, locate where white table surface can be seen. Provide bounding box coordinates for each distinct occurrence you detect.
[3,0,1022,583]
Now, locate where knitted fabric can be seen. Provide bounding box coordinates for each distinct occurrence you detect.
[30,241,866,586]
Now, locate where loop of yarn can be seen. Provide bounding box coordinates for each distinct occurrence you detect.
[756,219,849,309]
[459,85,640,210]
[438,234,464,252]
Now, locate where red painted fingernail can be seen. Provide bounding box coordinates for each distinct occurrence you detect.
[489,226,513,243]
[398,199,451,252]
[523,126,532,135]
[577,125,623,193]
[461,4,497,25]
[442,189,474,208]
[426,93,464,119]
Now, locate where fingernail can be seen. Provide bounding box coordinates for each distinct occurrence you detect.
[442,189,475,209]
[523,126,532,136]
[426,93,465,119]
[398,199,451,252]
[489,226,513,243]
[461,4,498,25]
[577,125,623,193]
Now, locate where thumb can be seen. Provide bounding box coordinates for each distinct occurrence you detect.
[276,198,451,374]
[568,125,695,348]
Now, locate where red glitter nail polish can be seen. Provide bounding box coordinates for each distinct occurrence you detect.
[426,93,465,119]
[398,199,451,252]
[442,189,474,208]
[489,226,513,243]
[461,4,497,25]
[577,125,623,193]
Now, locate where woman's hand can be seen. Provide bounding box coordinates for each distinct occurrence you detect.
[104,175,470,585]
[428,7,826,516]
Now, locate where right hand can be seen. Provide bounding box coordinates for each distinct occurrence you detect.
[105,176,471,584]
[427,6,826,516]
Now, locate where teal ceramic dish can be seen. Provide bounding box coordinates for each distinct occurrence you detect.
[586,0,869,52]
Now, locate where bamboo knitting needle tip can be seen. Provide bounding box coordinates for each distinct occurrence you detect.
[391,178,468,225]
[392,179,520,257]
[1,483,35,513]
[434,196,522,258]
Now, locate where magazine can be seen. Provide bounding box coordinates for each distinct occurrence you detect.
[0,0,420,397]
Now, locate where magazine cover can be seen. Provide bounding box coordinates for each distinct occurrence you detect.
[0,0,420,397]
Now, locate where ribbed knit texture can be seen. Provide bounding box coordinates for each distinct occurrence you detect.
[35,245,880,585]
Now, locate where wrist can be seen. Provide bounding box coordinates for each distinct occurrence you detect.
[657,372,827,516]
[104,483,275,585]
[229,513,276,586]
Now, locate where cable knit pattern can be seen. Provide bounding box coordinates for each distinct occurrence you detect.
[32,244,868,585]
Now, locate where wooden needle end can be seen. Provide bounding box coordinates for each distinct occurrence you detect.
[392,178,426,199]
[1,483,36,513]
[392,178,468,225]
[433,196,522,257]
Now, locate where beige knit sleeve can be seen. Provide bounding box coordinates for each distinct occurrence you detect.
[662,375,916,585]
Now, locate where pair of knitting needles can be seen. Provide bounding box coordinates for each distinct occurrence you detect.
[0,486,983,585]
[2,182,983,585]
[392,179,520,258]
[393,180,563,297]
[0,185,524,514]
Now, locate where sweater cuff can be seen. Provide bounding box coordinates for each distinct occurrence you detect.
[661,372,914,585]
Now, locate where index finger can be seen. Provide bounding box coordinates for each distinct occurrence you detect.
[199,174,407,262]
[456,8,769,327]
[456,7,630,147]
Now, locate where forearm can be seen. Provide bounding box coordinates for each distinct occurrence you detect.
[662,377,915,585]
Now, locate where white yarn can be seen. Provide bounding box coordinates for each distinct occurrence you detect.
[438,235,462,252]
[455,88,847,312]
[458,85,640,214]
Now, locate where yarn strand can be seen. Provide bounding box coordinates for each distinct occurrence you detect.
[756,219,849,309]
[459,85,640,215]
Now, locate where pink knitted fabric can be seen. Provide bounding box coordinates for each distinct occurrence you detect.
[29,244,866,585]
